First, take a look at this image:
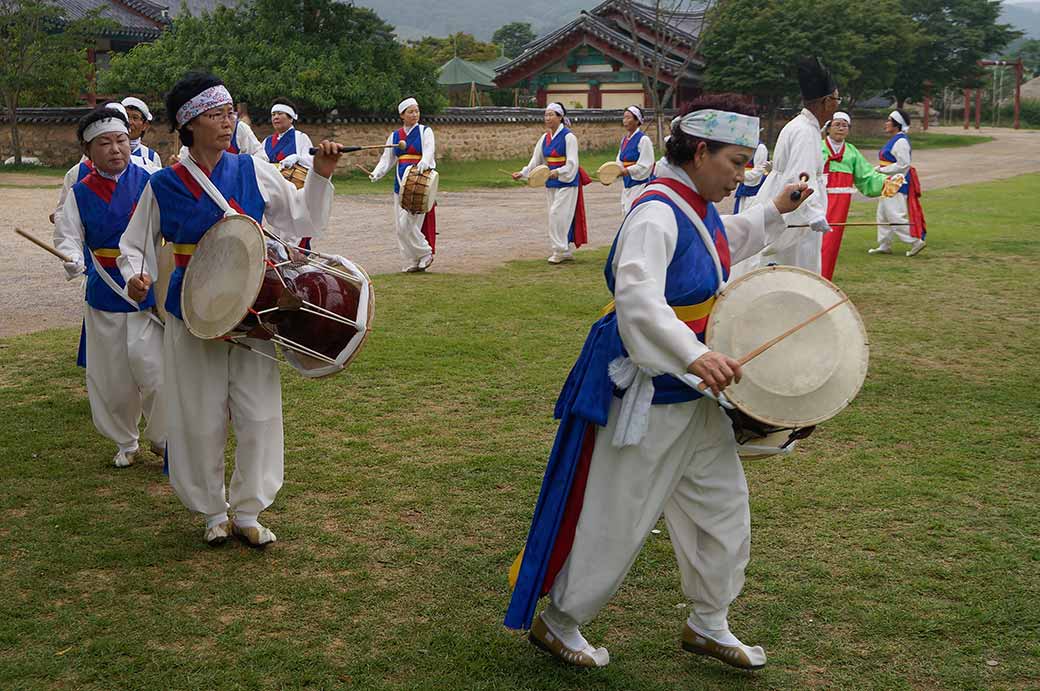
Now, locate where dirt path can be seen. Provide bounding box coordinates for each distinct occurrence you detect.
[2,126,1036,339]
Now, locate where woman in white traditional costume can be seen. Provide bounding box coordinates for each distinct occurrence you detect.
[513,102,589,264]
[258,98,315,170]
[119,72,342,547]
[369,97,437,272]
[614,105,655,214]
[505,94,817,672]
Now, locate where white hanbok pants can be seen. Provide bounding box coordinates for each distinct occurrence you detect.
[546,186,579,255]
[392,193,432,267]
[164,317,283,521]
[621,183,647,216]
[84,306,165,452]
[876,193,914,248]
[548,397,751,632]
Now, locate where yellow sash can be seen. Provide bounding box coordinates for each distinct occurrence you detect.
[599,295,716,323]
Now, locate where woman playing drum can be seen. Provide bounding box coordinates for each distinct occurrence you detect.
[118,72,343,548]
[513,102,588,264]
[614,105,655,215]
[53,105,165,468]
[369,97,436,273]
[257,98,315,171]
[505,95,820,672]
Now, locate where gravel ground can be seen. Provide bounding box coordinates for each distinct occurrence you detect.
[2,126,1036,339]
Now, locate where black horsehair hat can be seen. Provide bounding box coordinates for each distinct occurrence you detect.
[798,57,838,102]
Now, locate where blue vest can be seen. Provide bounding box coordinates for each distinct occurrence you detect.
[228,121,242,154]
[150,153,267,320]
[131,144,160,168]
[618,130,652,188]
[542,128,578,189]
[264,127,297,163]
[392,125,425,194]
[72,163,155,312]
[879,133,910,194]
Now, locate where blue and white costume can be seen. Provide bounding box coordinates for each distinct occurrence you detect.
[520,123,581,261]
[54,160,165,466]
[119,149,333,532]
[370,107,437,271]
[615,125,655,214]
[733,143,769,213]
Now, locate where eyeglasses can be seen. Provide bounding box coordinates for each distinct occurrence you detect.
[202,109,236,123]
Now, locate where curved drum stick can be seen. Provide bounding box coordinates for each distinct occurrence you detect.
[15,227,73,263]
[308,141,407,156]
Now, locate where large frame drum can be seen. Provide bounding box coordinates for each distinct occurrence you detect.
[706,266,869,458]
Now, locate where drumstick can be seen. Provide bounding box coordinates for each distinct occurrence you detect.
[308,141,407,155]
[786,222,912,227]
[15,227,73,263]
[789,172,811,201]
[738,296,851,366]
[694,295,850,394]
[355,163,373,176]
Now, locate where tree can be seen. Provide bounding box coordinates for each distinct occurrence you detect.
[100,0,445,116]
[406,32,499,65]
[1006,38,1040,78]
[0,0,108,163]
[887,0,1021,106]
[615,0,717,144]
[492,22,536,59]
[700,0,912,141]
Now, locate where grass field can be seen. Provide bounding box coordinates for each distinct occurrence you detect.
[1,174,1037,690]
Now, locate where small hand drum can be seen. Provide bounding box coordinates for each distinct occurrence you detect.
[881,174,905,198]
[597,161,624,186]
[527,164,550,188]
[400,165,438,214]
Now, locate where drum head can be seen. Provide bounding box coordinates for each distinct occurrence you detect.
[421,169,439,213]
[181,215,267,339]
[155,241,175,323]
[528,165,550,188]
[597,161,623,185]
[707,266,869,428]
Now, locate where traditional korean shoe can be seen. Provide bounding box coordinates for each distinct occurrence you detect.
[231,522,277,548]
[681,622,766,671]
[403,263,421,273]
[547,253,564,264]
[112,447,137,468]
[528,614,610,668]
[559,252,575,263]
[204,521,232,546]
[417,253,435,271]
[906,239,926,257]
[867,246,892,255]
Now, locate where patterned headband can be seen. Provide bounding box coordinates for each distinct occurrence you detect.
[675,109,760,149]
[175,85,233,127]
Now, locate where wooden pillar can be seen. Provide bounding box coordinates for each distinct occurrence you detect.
[963,89,970,129]
[1014,59,1023,130]
[588,82,601,109]
[536,87,547,108]
[974,89,982,129]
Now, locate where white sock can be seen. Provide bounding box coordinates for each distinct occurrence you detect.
[234,513,259,528]
[688,614,741,647]
[206,512,229,529]
[542,606,591,651]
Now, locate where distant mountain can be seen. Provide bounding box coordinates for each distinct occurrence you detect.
[1003,1,1040,38]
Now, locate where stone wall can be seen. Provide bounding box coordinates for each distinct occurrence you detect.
[0,107,663,170]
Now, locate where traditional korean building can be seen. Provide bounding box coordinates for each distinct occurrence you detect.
[53,0,170,70]
[494,0,706,109]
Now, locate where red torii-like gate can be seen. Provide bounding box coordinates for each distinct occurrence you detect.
[960,59,1025,130]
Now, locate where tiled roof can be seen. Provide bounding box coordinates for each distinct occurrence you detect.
[51,0,169,39]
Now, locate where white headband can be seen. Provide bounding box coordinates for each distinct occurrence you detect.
[104,102,128,119]
[84,117,129,143]
[672,109,760,149]
[546,102,571,127]
[398,97,418,114]
[888,110,909,131]
[832,111,850,124]
[271,103,297,120]
[175,85,233,127]
[626,105,644,123]
[121,97,152,121]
